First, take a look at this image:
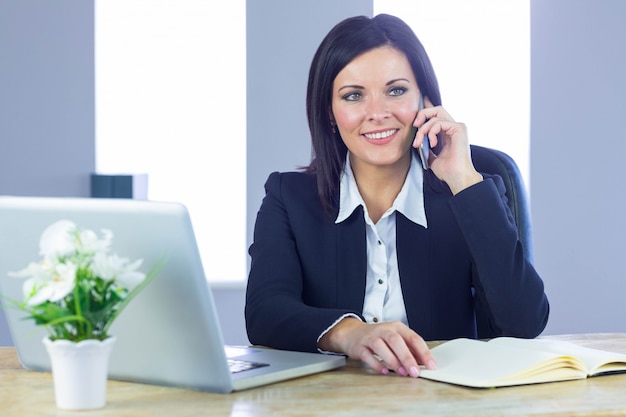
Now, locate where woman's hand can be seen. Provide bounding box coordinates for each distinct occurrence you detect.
[412,97,483,195]
[318,317,437,377]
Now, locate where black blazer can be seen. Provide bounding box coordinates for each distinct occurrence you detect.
[245,169,549,353]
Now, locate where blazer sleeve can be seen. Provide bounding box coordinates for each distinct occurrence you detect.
[245,171,361,353]
[448,176,550,338]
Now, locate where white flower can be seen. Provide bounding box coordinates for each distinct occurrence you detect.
[38,220,77,259]
[10,261,50,281]
[38,220,113,260]
[78,228,113,254]
[117,269,146,291]
[15,260,77,306]
[91,252,145,291]
[48,262,78,302]
[12,261,53,305]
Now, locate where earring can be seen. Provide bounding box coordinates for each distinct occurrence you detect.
[330,122,337,134]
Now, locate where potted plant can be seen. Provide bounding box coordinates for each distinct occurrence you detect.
[7,219,163,410]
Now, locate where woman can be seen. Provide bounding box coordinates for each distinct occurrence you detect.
[245,14,549,378]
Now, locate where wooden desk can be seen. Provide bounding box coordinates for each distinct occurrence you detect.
[3,334,626,416]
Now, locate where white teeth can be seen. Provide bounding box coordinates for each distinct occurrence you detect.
[364,129,396,140]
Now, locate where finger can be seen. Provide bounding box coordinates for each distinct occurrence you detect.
[405,333,437,370]
[425,129,438,150]
[424,119,467,147]
[414,116,454,151]
[412,130,427,149]
[381,332,422,378]
[358,347,391,375]
[413,96,434,127]
[412,116,436,149]
[413,121,438,150]
[421,98,455,123]
[369,336,410,377]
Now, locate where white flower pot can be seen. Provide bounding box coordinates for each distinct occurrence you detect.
[43,336,116,410]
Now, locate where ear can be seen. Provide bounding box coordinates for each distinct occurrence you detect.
[328,112,337,134]
[328,107,336,125]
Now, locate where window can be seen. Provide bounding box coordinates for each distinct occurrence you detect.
[95,0,247,284]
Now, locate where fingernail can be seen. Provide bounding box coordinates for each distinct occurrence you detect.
[397,366,408,377]
[381,367,390,375]
[409,366,420,378]
[428,360,437,370]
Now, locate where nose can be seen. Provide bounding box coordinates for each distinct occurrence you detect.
[366,95,390,122]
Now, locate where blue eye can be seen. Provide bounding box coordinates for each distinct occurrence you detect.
[389,86,407,96]
[342,92,362,101]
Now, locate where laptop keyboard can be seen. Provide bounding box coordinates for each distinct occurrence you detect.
[228,358,269,374]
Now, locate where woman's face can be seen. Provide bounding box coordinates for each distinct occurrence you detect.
[331,46,420,173]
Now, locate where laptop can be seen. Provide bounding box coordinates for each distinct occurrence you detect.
[0,196,345,393]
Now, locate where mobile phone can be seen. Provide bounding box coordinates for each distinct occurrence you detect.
[416,94,429,170]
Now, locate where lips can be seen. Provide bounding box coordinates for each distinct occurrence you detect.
[363,129,397,140]
[362,129,398,145]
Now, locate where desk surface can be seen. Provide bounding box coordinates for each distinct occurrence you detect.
[2,333,626,417]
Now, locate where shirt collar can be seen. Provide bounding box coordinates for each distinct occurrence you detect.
[335,152,428,228]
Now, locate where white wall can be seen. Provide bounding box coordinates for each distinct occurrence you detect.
[531,0,626,335]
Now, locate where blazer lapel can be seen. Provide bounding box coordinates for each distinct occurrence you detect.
[396,212,432,337]
[335,206,367,313]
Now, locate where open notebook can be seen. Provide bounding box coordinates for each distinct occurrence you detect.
[0,196,345,393]
[420,337,626,388]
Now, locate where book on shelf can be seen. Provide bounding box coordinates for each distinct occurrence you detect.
[420,337,626,388]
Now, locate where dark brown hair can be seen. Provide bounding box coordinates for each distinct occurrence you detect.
[305,14,441,211]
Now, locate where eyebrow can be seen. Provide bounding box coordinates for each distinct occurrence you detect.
[337,78,412,93]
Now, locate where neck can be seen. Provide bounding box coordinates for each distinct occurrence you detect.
[350,154,411,223]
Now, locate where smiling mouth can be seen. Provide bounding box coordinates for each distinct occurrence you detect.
[363,129,398,140]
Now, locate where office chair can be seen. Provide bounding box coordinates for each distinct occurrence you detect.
[470,145,534,263]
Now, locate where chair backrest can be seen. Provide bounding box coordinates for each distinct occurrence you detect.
[469,145,533,263]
